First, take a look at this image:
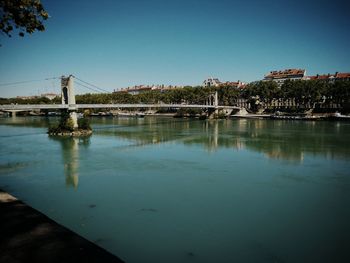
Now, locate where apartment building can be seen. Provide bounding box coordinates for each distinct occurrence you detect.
[264,69,306,86]
[203,78,222,87]
[306,72,350,83]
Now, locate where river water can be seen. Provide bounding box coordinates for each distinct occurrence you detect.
[0,116,349,263]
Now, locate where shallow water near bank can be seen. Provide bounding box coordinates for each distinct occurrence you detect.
[0,116,349,263]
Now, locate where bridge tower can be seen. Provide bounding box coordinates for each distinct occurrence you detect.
[61,75,78,129]
[206,91,219,118]
[207,91,218,108]
[214,91,218,108]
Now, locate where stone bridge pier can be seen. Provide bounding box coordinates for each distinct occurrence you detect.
[61,75,78,129]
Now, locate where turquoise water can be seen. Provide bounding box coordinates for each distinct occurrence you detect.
[0,117,349,263]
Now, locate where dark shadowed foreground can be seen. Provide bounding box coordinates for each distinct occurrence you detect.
[0,189,125,263]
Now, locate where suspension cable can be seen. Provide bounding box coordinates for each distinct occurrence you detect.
[73,76,110,93]
[0,77,59,87]
[74,81,103,93]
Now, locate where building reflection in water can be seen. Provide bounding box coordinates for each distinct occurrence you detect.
[49,136,90,189]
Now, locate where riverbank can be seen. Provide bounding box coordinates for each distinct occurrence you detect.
[0,189,124,263]
[231,112,350,121]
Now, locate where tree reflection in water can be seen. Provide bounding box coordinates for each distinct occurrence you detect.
[94,118,350,163]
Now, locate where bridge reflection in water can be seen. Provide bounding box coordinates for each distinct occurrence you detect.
[49,136,90,189]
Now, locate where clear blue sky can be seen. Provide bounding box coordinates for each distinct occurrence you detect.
[0,0,349,97]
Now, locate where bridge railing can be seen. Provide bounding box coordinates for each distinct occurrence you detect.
[0,103,240,111]
[75,103,215,109]
[0,104,69,111]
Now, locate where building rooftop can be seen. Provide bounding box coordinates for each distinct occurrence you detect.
[265,69,306,79]
[220,81,246,88]
[307,72,350,80]
[336,72,350,78]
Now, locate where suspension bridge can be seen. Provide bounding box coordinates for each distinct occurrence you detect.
[0,75,242,125]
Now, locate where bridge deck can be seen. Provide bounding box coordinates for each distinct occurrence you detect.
[0,104,240,111]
